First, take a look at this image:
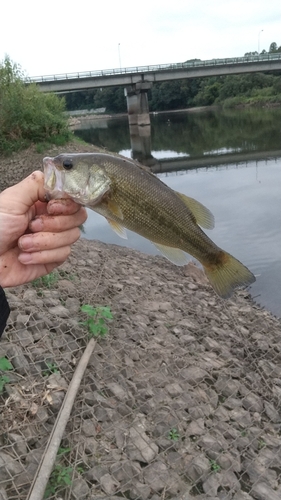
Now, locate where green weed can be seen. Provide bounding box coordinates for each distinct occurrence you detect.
[168,428,180,441]
[32,271,59,289]
[0,357,13,394]
[42,361,60,377]
[80,305,113,338]
[44,464,73,498]
[209,459,221,473]
[44,447,72,498]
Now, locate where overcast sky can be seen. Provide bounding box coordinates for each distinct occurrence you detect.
[1,0,280,77]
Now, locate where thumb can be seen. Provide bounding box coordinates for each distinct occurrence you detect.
[0,171,46,215]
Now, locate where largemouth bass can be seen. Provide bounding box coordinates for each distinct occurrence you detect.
[43,153,255,298]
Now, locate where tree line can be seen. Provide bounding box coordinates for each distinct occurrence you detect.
[63,42,281,113]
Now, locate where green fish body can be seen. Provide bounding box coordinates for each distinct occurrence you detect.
[43,153,255,298]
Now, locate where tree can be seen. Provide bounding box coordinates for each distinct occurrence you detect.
[269,42,278,52]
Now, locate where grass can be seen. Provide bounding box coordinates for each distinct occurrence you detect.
[0,357,13,394]
[80,305,113,338]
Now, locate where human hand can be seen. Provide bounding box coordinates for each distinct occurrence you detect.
[0,171,87,287]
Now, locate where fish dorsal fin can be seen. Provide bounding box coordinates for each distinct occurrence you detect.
[106,218,128,239]
[152,242,189,266]
[176,192,215,230]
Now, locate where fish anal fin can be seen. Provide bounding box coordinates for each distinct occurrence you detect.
[106,218,127,239]
[176,192,215,230]
[152,242,189,266]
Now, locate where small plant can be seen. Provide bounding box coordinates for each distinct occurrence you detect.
[32,271,59,289]
[44,447,73,498]
[42,361,60,377]
[209,459,221,473]
[44,463,73,498]
[258,439,266,450]
[169,428,180,441]
[80,305,113,338]
[0,357,13,394]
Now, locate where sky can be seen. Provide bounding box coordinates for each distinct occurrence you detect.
[1,0,280,77]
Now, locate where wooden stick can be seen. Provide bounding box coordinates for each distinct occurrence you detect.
[27,338,96,500]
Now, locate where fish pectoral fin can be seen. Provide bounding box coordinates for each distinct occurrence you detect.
[107,199,124,220]
[176,192,215,230]
[106,218,127,239]
[152,242,190,266]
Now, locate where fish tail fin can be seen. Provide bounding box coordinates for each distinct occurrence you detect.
[203,251,256,299]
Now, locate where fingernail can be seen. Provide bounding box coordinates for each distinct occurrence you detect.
[18,236,33,251]
[29,217,44,231]
[18,253,32,264]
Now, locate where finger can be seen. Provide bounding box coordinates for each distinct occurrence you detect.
[29,207,87,233]
[47,198,84,216]
[18,228,81,253]
[0,171,46,216]
[18,246,72,265]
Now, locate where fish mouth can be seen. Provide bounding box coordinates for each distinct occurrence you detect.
[43,157,66,199]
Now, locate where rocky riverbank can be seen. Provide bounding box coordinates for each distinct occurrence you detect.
[0,142,281,499]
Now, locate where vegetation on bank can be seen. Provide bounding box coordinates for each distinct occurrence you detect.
[64,42,281,113]
[0,56,70,155]
[1,42,281,155]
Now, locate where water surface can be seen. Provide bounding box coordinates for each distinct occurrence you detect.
[74,108,281,317]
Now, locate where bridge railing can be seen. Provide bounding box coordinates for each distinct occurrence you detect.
[29,52,281,83]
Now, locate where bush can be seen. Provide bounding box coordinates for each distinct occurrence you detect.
[0,56,70,155]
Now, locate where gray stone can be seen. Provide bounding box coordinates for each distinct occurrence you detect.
[242,393,263,413]
[85,465,108,483]
[180,367,209,385]
[251,481,280,500]
[6,345,29,375]
[126,425,159,463]
[82,419,97,437]
[0,451,24,481]
[49,305,70,317]
[70,477,90,499]
[229,408,252,427]
[143,461,169,492]
[14,462,38,489]
[184,454,210,482]
[215,376,240,397]
[100,473,120,495]
[7,433,27,457]
[128,480,151,500]
[264,401,281,423]
[110,460,141,484]
[186,418,205,436]
[166,383,183,397]
[202,473,219,496]
[107,382,128,400]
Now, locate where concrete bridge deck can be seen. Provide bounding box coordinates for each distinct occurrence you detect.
[30,52,281,93]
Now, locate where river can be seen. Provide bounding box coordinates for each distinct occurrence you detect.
[74,107,281,318]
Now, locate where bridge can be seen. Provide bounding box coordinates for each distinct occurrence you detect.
[31,53,281,127]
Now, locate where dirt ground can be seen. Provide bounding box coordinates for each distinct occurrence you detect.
[0,143,281,500]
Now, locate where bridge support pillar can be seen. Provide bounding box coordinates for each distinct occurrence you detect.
[124,82,158,166]
[125,82,152,126]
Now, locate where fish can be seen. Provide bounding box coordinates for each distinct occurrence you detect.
[43,153,256,298]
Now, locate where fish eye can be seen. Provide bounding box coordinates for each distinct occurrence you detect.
[63,159,73,170]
